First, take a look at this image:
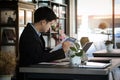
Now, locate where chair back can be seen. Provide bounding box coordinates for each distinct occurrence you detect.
[80,37,89,47]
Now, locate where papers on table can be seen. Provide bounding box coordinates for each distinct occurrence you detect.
[39,62,69,66]
[38,58,111,69]
[39,61,111,69]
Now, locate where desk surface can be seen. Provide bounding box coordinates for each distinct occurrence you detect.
[93,49,120,57]
[20,58,120,75]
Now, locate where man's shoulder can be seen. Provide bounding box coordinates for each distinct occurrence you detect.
[26,23,33,29]
[23,23,34,32]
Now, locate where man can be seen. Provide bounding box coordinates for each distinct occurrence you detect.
[19,7,71,67]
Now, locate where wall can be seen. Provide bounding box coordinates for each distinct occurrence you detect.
[69,0,77,38]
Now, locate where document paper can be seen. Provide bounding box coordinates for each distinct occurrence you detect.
[50,37,76,52]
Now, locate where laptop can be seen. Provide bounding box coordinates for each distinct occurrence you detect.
[82,42,93,52]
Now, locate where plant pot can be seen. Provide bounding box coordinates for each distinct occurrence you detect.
[0,75,12,80]
[81,53,88,65]
[70,56,81,67]
[106,44,113,52]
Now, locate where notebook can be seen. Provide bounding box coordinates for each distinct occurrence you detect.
[79,62,111,69]
[82,42,93,52]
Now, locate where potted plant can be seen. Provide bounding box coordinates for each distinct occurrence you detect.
[0,51,16,80]
[105,40,113,52]
[69,42,88,67]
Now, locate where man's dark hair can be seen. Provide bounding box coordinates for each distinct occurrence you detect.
[34,6,58,23]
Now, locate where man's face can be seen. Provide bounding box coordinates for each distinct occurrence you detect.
[40,20,56,32]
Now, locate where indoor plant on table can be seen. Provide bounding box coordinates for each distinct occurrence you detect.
[69,42,88,67]
[0,51,16,80]
[105,40,113,52]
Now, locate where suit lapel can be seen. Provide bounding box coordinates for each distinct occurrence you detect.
[28,23,45,49]
[34,32,45,49]
[39,34,45,49]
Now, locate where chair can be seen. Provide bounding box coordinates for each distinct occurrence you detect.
[80,37,89,47]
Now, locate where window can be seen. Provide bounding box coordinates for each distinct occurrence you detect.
[76,0,120,49]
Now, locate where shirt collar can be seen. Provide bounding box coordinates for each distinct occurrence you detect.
[30,23,41,37]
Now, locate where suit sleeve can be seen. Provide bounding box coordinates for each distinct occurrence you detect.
[41,48,65,62]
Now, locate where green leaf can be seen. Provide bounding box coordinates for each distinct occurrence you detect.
[71,55,75,58]
[70,47,77,52]
[75,52,83,56]
[80,49,84,53]
[74,42,80,50]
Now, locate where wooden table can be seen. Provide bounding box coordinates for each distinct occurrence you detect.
[93,49,120,57]
[19,58,120,80]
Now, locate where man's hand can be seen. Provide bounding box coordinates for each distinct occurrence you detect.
[62,41,71,53]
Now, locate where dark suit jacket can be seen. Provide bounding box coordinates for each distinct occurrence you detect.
[19,23,65,67]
